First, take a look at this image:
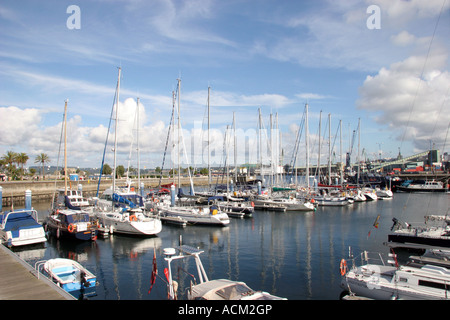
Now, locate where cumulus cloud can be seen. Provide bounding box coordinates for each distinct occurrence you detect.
[357,53,450,152]
[0,106,41,146]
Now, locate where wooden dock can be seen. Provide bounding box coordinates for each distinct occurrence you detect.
[0,244,74,300]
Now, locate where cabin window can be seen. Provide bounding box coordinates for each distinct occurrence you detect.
[399,277,408,283]
[418,280,448,290]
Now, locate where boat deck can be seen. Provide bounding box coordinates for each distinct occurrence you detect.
[0,244,74,300]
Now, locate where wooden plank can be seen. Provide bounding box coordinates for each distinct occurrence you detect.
[0,245,72,300]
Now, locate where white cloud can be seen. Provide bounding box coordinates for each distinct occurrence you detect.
[357,53,450,152]
[390,31,417,47]
[0,107,41,146]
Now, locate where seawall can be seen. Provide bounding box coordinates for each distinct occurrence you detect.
[0,176,209,207]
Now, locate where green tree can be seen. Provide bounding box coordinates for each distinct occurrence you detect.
[102,163,112,175]
[116,165,125,178]
[1,151,18,179]
[35,153,50,179]
[16,152,29,179]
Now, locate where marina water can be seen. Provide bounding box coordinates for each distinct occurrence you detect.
[11,192,448,300]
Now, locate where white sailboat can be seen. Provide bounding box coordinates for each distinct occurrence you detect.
[340,249,450,300]
[163,245,286,300]
[93,68,162,236]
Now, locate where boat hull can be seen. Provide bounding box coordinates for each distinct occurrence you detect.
[387,233,450,249]
[395,186,447,193]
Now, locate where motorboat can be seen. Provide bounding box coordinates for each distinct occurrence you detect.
[163,245,286,300]
[0,209,46,247]
[386,215,450,250]
[44,209,98,241]
[396,180,447,193]
[37,258,97,299]
[340,249,450,300]
[53,188,91,211]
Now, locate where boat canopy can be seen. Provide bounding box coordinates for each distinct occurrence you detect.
[0,210,42,237]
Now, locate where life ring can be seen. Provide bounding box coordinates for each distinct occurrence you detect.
[129,215,137,222]
[340,259,347,276]
[68,224,75,233]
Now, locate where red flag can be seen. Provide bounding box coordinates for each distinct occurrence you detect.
[148,249,157,294]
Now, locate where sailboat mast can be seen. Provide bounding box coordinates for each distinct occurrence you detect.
[64,99,68,195]
[137,97,141,191]
[357,118,361,184]
[340,119,343,186]
[328,113,331,185]
[258,108,263,180]
[177,78,181,191]
[208,86,211,189]
[113,67,121,193]
[233,111,237,184]
[305,103,309,188]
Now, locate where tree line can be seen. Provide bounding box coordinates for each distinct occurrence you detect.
[0,151,51,180]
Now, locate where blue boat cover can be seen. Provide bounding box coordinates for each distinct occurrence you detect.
[0,211,42,238]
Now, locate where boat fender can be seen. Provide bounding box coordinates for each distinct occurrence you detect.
[340,259,347,276]
[68,224,75,233]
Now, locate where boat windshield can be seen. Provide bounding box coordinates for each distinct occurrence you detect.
[65,213,90,224]
[214,283,253,300]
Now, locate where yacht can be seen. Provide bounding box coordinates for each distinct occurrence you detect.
[0,209,46,247]
[253,194,315,211]
[340,249,450,300]
[44,209,98,241]
[396,180,447,193]
[163,245,286,300]
[386,215,450,250]
[156,200,230,226]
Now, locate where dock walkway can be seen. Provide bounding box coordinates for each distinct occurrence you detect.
[0,244,73,300]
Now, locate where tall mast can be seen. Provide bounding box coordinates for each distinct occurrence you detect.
[233,111,237,184]
[113,67,121,193]
[177,78,181,191]
[317,110,322,184]
[340,119,343,186]
[357,117,361,184]
[64,99,68,195]
[305,103,309,188]
[137,97,141,191]
[258,108,263,180]
[208,86,211,189]
[328,113,331,185]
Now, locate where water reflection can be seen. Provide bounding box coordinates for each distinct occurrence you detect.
[18,192,449,300]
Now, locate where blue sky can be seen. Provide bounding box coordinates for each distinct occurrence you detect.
[0,0,449,170]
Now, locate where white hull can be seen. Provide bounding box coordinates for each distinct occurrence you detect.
[313,196,349,206]
[158,206,230,226]
[96,211,162,236]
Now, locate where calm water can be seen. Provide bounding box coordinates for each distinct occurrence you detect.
[11,192,449,300]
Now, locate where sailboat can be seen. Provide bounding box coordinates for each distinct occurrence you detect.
[163,245,286,300]
[93,68,162,236]
[155,82,230,226]
[44,100,99,241]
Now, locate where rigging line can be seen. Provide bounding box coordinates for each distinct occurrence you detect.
[400,0,447,151]
[96,80,118,197]
[430,86,450,147]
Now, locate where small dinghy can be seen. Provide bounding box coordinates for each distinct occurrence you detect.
[39,258,97,299]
